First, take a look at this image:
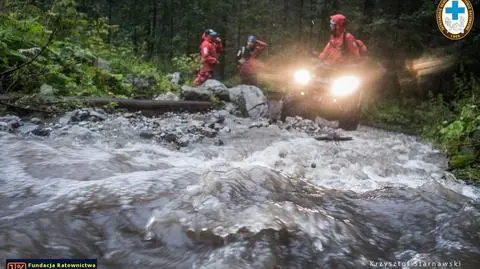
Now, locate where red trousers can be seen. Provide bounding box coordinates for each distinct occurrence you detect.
[193,69,214,86]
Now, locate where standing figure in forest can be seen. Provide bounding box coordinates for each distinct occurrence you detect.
[236,35,268,86]
[318,14,368,66]
[193,29,224,86]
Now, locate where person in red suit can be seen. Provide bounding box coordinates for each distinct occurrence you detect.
[236,35,268,86]
[318,14,367,66]
[193,29,224,86]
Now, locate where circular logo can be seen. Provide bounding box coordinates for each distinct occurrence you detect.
[436,0,474,40]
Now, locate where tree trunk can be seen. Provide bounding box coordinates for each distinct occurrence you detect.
[299,0,303,42]
[0,95,213,114]
[147,0,157,59]
[185,0,191,54]
[237,0,243,48]
[132,0,138,53]
[169,0,174,59]
[319,0,329,44]
[268,0,275,57]
[310,0,314,49]
[363,0,375,24]
[219,14,228,80]
[107,0,112,44]
[332,0,339,14]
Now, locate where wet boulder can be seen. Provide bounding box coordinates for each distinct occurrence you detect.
[0,122,8,132]
[30,117,43,125]
[214,138,224,146]
[200,127,218,138]
[32,127,52,137]
[223,102,237,115]
[163,132,178,143]
[214,115,225,124]
[154,91,180,101]
[167,72,182,85]
[68,109,107,123]
[206,115,225,131]
[176,136,191,147]
[88,110,107,122]
[17,123,40,135]
[249,120,270,129]
[0,115,23,130]
[69,109,90,122]
[202,80,230,101]
[139,131,155,139]
[181,85,212,101]
[228,85,268,119]
[221,126,231,133]
[267,100,283,122]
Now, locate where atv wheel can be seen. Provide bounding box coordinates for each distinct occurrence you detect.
[280,101,293,122]
[338,94,362,131]
[338,108,360,131]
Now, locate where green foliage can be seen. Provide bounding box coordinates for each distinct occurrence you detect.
[237,95,248,118]
[172,54,201,78]
[209,95,224,109]
[0,1,179,98]
[361,98,426,133]
[363,73,480,181]
[437,103,479,169]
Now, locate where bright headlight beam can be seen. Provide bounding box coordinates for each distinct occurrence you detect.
[331,76,361,97]
[294,70,311,85]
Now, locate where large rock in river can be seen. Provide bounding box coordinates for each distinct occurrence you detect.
[202,80,230,101]
[181,85,212,101]
[228,85,268,119]
[181,80,230,102]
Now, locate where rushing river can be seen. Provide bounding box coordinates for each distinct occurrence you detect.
[1,110,479,269]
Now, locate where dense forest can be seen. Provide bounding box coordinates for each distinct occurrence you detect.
[0,0,479,180]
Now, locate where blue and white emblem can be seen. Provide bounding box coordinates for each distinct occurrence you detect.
[437,0,474,40]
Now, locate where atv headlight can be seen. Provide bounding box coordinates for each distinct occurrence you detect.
[294,70,311,85]
[330,76,361,97]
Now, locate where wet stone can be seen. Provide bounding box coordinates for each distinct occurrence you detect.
[88,111,107,122]
[222,127,231,133]
[70,110,90,122]
[0,122,8,131]
[176,136,190,147]
[139,132,155,139]
[201,128,217,138]
[32,127,52,137]
[18,123,39,135]
[214,115,225,124]
[0,115,22,129]
[30,117,43,125]
[164,133,178,143]
[214,139,224,146]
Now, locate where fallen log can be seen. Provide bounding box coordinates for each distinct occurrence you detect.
[0,95,213,114]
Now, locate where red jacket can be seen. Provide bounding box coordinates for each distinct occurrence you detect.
[238,40,267,75]
[199,35,224,72]
[319,14,360,66]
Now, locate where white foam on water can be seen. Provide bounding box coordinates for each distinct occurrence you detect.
[2,118,479,262]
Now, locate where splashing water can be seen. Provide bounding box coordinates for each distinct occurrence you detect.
[0,111,479,269]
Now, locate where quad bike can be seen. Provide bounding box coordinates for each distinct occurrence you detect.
[280,61,364,131]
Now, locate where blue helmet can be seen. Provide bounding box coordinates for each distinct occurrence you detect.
[247,35,257,43]
[205,29,217,37]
